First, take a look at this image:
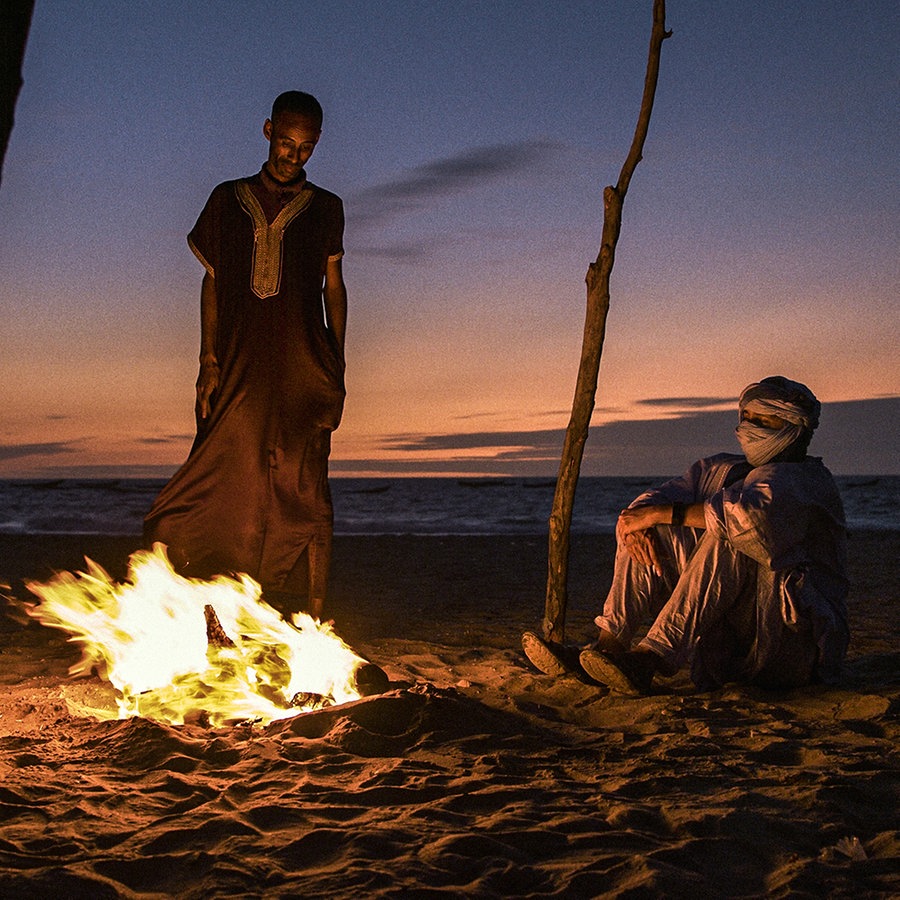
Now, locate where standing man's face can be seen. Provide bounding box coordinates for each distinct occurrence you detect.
[263,112,320,183]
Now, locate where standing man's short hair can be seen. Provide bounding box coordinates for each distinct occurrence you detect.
[271,91,323,127]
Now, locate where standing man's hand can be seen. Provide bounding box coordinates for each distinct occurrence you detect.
[196,358,219,419]
[196,271,219,420]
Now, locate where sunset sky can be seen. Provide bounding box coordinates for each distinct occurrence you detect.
[1,1,897,478]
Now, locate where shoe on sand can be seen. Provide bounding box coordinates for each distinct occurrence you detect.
[522,631,578,677]
[579,649,653,696]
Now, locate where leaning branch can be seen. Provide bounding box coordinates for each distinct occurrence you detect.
[543,1,671,643]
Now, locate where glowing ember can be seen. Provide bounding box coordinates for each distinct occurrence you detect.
[24,544,369,727]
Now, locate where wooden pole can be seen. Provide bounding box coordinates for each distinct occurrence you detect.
[543,0,671,643]
[0,0,35,187]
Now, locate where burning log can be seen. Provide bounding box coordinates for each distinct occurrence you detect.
[290,690,329,709]
[353,661,391,697]
[204,603,235,648]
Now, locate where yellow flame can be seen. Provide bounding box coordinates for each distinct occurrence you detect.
[25,544,366,726]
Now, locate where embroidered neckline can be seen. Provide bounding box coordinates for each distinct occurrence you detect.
[236,181,314,299]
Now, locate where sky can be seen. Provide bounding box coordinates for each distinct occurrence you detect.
[1,0,897,478]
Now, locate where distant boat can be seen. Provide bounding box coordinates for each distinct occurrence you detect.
[23,479,67,490]
[346,484,391,494]
[845,478,880,489]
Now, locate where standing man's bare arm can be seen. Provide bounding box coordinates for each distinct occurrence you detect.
[196,271,219,419]
[323,257,347,360]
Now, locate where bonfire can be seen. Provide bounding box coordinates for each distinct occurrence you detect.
[24,544,386,727]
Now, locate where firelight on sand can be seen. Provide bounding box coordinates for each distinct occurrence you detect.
[25,544,369,727]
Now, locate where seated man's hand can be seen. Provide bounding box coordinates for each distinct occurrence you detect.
[617,505,663,536]
[621,528,663,575]
[617,507,665,575]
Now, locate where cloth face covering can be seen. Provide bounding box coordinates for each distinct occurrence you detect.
[735,415,805,466]
[735,378,817,467]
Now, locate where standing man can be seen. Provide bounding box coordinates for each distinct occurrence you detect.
[145,91,347,619]
[524,376,850,694]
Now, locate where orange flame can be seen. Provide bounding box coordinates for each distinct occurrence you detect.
[25,544,367,727]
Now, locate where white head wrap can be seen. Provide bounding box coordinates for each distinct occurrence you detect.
[735,376,820,467]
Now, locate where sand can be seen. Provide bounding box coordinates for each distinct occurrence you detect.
[0,532,897,898]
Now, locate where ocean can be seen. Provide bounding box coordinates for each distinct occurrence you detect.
[0,476,897,537]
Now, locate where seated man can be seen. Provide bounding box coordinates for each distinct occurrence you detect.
[523,376,850,695]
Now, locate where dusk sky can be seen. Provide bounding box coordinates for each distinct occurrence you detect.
[1,1,897,478]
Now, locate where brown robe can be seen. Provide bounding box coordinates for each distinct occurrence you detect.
[144,172,345,591]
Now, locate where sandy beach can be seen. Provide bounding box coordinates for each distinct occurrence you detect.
[0,531,897,897]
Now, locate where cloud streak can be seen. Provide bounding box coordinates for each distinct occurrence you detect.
[136,434,193,446]
[350,398,899,477]
[634,396,733,409]
[0,442,77,462]
[350,139,559,232]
